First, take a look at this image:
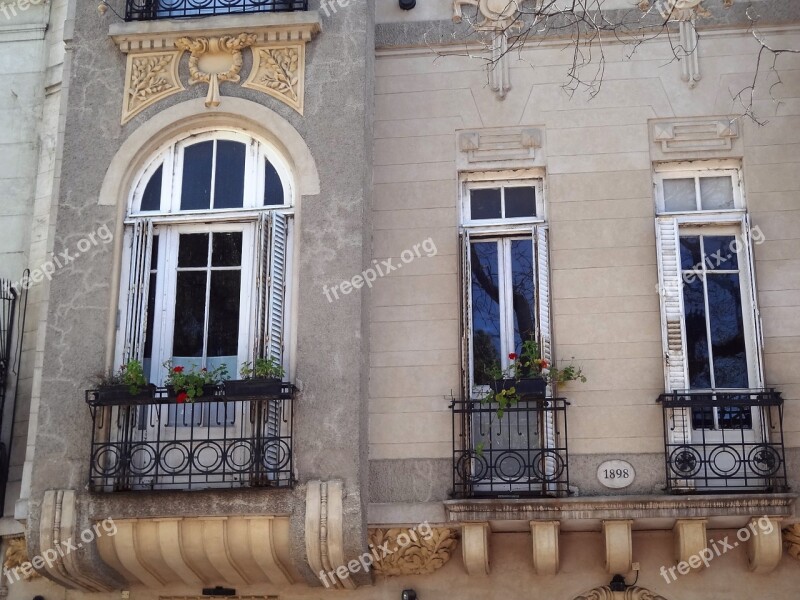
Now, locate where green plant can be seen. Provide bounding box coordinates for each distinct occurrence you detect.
[163,360,228,403]
[96,360,149,395]
[239,357,284,380]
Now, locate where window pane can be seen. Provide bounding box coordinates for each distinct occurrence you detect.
[707,273,749,388]
[683,277,711,388]
[141,166,162,211]
[680,236,702,270]
[718,404,752,429]
[702,236,738,270]
[700,176,734,210]
[663,178,697,212]
[264,160,285,206]
[173,270,207,358]
[214,141,246,209]
[207,270,241,358]
[470,189,501,220]
[178,233,209,268]
[471,241,501,386]
[211,232,243,267]
[181,141,213,211]
[505,187,536,218]
[510,239,535,352]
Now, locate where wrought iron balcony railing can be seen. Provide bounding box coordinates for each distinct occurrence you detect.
[125,0,308,21]
[658,389,788,494]
[452,396,570,499]
[86,384,294,492]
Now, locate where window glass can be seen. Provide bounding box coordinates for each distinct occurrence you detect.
[510,239,535,352]
[214,141,246,209]
[707,272,748,388]
[663,178,697,212]
[471,189,502,220]
[264,160,285,206]
[699,176,734,210]
[505,187,536,218]
[683,276,711,389]
[141,166,162,211]
[181,141,213,211]
[471,241,501,385]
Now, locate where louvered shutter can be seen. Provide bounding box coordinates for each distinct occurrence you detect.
[655,217,690,445]
[119,219,153,363]
[742,215,765,389]
[267,212,288,366]
[460,230,473,403]
[253,212,271,362]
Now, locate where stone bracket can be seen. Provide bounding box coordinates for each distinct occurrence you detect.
[461,523,490,576]
[530,520,559,576]
[673,519,707,570]
[747,517,782,574]
[305,480,356,590]
[602,520,632,574]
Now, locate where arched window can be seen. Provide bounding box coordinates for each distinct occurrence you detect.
[116,130,293,386]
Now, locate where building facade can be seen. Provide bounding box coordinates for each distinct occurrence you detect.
[1,0,800,599]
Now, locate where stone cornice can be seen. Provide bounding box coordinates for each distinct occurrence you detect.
[444,494,797,523]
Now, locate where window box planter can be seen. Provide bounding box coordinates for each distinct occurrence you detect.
[94,384,157,406]
[165,385,220,400]
[491,376,547,399]
[224,378,283,399]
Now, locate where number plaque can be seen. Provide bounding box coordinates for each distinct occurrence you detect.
[597,460,635,489]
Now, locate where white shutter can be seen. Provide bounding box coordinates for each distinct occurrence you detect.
[253,212,271,362]
[534,226,556,486]
[655,217,690,445]
[267,212,288,365]
[460,230,473,402]
[743,214,765,388]
[120,219,153,363]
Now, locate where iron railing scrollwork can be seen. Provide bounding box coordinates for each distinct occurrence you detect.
[125,0,307,21]
[86,384,295,492]
[658,389,788,493]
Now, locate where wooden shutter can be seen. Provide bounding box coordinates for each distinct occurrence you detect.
[460,230,472,403]
[253,212,271,362]
[535,226,557,487]
[267,212,288,365]
[119,219,153,363]
[743,214,765,389]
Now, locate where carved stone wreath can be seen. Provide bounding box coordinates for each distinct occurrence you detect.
[368,527,458,576]
[573,586,668,600]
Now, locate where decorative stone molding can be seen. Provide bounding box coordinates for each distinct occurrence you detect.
[530,520,559,576]
[161,597,277,600]
[3,537,39,580]
[573,585,669,600]
[784,523,800,561]
[122,51,184,124]
[39,490,115,591]
[656,0,711,21]
[461,523,490,576]
[650,117,740,158]
[96,516,293,587]
[602,520,632,574]
[673,519,707,569]
[111,15,320,124]
[175,34,256,108]
[456,126,543,171]
[747,517,783,574]
[368,527,458,576]
[243,44,305,114]
[305,480,356,590]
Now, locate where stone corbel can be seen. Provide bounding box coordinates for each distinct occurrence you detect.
[747,517,782,574]
[645,0,712,88]
[461,523,490,576]
[673,519,707,570]
[530,521,559,576]
[573,585,669,600]
[305,481,356,590]
[602,520,632,574]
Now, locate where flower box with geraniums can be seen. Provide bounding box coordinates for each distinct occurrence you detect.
[92,360,156,405]
[163,361,228,404]
[224,357,285,399]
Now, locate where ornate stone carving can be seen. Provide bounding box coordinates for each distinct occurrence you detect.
[452,0,526,30]
[3,537,39,580]
[368,527,458,576]
[573,586,669,600]
[243,45,304,114]
[122,51,184,125]
[305,480,356,590]
[175,34,257,108]
[642,0,709,87]
[656,0,710,20]
[784,523,800,561]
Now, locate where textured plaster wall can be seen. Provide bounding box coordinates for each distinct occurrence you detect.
[25,0,375,587]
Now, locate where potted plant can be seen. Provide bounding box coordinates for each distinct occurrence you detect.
[225,357,285,399]
[163,360,228,404]
[92,360,155,405]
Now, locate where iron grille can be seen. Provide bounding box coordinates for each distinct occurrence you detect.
[125,0,307,21]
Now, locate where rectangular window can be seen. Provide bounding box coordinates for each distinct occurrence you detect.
[462,181,544,227]
[656,166,743,214]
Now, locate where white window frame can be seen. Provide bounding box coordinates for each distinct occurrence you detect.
[461,179,545,227]
[655,160,744,215]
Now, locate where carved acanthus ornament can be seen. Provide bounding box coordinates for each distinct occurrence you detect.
[368,527,458,576]
[243,44,304,114]
[122,51,184,124]
[3,537,39,580]
[573,586,669,600]
[783,523,800,561]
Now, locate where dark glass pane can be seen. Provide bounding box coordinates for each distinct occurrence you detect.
[141,165,162,211]
[264,160,285,206]
[692,406,715,429]
[718,405,752,429]
[143,272,157,363]
[510,239,535,352]
[150,234,160,270]
[470,189,501,220]
[178,233,209,268]
[683,277,711,388]
[505,187,536,218]
[471,242,501,387]
[680,236,701,271]
[214,141,246,209]
[180,141,213,211]
[211,232,243,267]
[207,270,241,358]
[172,271,207,358]
[702,236,738,270]
[707,273,749,388]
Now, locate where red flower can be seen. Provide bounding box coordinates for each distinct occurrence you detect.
[201,368,207,372]
[176,391,188,404]
[509,353,518,360]
[173,366,184,373]
[540,359,549,368]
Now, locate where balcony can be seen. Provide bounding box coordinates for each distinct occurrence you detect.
[451,396,570,499]
[125,0,308,21]
[658,389,788,494]
[86,384,294,492]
